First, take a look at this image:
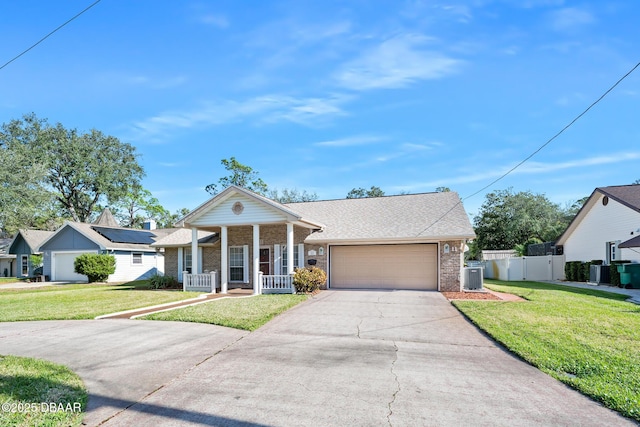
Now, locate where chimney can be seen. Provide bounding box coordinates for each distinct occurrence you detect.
[143,219,157,230]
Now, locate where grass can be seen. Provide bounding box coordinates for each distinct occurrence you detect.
[453,279,640,422]
[142,294,309,330]
[0,355,87,427]
[0,278,22,284]
[0,281,202,322]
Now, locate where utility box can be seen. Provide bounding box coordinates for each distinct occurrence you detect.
[463,267,483,290]
[589,265,610,284]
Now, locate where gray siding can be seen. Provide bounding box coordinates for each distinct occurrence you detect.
[41,226,100,251]
[9,235,35,277]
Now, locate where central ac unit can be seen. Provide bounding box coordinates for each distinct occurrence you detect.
[463,267,483,290]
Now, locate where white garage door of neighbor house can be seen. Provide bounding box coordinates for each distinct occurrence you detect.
[330,244,438,290]
[53,252,92,281]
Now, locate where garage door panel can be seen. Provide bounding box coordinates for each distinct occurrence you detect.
[54,252,92,281]
[330,244,437,290]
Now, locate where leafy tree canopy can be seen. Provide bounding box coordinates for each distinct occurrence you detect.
[346,186,385,199]
[268,188,318,203]
[206,157,268,196]
[1,113,145,226]
[473,188,571,253]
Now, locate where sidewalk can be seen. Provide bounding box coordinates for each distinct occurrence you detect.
[97,288,254,319]
[542,280,640,304]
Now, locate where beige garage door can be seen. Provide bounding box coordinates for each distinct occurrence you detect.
[330,244,438,290]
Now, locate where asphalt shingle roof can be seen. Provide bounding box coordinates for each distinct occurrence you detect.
[285,192,475,242]
[151,228,218,247]
[599,185,640,212]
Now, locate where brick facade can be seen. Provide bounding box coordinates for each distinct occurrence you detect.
[165,233,462,293]
[439,240,464,292]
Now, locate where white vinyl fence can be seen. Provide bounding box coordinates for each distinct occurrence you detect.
[483,255,565,281]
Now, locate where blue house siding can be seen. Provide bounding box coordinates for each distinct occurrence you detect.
[41,227,100,251]
[9,235,36,277]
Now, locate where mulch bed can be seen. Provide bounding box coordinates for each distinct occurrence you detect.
[442,290,526,301]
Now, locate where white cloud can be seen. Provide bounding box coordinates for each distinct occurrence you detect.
[314,135,385,147]
[199,13,229,29]
[550,7,594,32]
[128,94,350,142]
[334,34,462,91]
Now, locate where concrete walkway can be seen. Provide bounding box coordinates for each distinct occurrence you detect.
[542,280,640,304]
[0,290,635,426]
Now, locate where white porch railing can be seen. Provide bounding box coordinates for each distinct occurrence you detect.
[183,271,217,293]
[260,273,296,294]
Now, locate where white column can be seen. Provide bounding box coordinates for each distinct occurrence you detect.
[253,224,260,295]
[191,227,199,275]
[286,222,294,275]
[221,226,228,294]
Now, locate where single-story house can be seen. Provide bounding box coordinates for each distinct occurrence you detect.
[38,209,173,282]
[556,184,640,264]
[8,229,55,277]
[0,238,16,277]
[153,185,476,293]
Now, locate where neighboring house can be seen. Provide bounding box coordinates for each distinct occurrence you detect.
[556,184,640,264]
[8,229,55,277]
[38,210,174,282]
[153,185,476,293]
[0,238,16,277]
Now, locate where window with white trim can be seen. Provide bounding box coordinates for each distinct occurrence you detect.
[132,252,143,265]
[21,255,28,276]
[184,248,192,272]
[229,246,245,282]
[281,245,300,274]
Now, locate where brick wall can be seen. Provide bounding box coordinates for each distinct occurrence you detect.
[440,240,463,292]
[164,248,179,280]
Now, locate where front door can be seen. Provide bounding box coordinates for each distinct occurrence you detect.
[259,248,270,275]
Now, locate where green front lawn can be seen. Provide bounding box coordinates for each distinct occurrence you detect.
[0,281,202,322]
[0,355,87,427]
[0,278,21,284]
[142,294,308,330]
[453,279,640,422]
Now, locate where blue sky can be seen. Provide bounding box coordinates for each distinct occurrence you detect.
[1,1,639,219]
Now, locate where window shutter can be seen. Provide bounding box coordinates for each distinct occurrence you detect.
[274,244,281,275]
[243,245,249,283]
[297,244,305,268]
[177,247,184,281]
[198,247,203,274]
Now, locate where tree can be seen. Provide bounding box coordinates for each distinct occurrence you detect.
[268,188,318,203]
[435,186,451,192]
[1,114,145,223]
[0,115,57,235]
[111,184,172,228]
[206,157,268,196]
[346,186,385,199]
[36,123,144,222]
[473,188,569,253]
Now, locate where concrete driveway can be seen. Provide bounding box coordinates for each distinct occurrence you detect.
[0,290,634,426]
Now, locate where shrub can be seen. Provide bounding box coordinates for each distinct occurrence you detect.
[293,267,327,293]
[149,274,179,289]
[74,253,116,283]
[609,260,631,287]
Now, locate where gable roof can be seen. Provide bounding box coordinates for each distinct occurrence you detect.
[176,185,325,229]
[598,185,640,212]
[9,229,55,254]
[557,184,640,245]
[285,191,475,243]
[38,222,177,252]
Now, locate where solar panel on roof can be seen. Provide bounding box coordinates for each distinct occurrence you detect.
[91,226,156,244]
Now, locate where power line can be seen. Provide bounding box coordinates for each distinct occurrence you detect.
[0,0,102,72]
[416,60,640,237]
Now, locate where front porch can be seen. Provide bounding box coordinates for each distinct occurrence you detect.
[182,271,296,294]
[165,187,325,294]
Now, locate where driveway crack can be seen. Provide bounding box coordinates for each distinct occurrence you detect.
[387,340,399,427]
[356,318,363,339]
